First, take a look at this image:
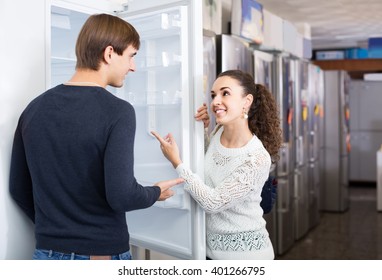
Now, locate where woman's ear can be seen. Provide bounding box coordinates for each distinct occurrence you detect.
[245,94,254,109]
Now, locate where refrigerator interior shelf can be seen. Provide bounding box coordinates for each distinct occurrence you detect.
[51,56,76,64]
[135,163,188,210]
[132,103,182,108]
[137,62,181,72]
[138,28,180,40]
[128,11,181,32]
[117,91,182,106]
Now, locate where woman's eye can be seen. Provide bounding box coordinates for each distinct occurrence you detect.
[223,91,229,96]
[211,94,216,99]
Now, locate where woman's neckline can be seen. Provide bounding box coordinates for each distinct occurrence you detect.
[216,127,255,152]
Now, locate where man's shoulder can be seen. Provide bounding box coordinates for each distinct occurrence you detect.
[101,92,134,115]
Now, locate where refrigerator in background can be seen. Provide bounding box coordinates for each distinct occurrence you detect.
[293,59,309,240]
[217,34,253,75]
[317,67,325,213]
[272,53,295,255]
[49,0,206,260]
[253,49,277,253]
[307,63,324,227]
[323,70,350,212]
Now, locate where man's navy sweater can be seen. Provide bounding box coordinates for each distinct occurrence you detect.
[9,84,160,255]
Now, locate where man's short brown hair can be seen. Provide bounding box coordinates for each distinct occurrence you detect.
[75,13,140,70]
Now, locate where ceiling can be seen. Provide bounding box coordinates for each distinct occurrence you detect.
[256,0,382,50]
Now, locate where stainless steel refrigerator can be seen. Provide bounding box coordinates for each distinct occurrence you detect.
[253,49,277,253]
[307,63,324,227]
[322,70,350,212]
[293,59,309,240]
[217,34,253,75]
[272,53,295,255]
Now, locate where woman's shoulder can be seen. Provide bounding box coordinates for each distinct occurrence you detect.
[243,135,271,163]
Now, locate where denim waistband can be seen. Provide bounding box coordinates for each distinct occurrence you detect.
[32,249,132,260]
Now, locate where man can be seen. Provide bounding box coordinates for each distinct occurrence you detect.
[9,13,183,260]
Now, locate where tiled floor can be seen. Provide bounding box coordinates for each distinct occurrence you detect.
[276,185,382,260]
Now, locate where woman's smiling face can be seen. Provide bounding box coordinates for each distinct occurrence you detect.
[210,76,249,125]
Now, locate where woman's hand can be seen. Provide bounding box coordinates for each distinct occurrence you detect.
[151,131,182,168]
[195,103,210,128]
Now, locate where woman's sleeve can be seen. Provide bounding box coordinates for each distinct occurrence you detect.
[176,151,270,213]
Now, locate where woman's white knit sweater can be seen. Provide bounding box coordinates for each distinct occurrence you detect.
[176,127,274,260]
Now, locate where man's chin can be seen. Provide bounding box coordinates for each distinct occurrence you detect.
[110,82,123,88]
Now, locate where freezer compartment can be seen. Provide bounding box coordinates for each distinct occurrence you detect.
[308,161,321,228]
[127,207,193,259]
[323,154,349,212]
[293,166,309,240]
[340,156,349,211]
[276,174,295,255]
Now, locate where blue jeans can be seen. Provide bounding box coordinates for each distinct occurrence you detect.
[32,249,132,260]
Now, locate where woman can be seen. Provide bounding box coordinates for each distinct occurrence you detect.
[152,70,282,260]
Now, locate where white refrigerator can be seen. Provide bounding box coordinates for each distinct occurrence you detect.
[2,0,206,260]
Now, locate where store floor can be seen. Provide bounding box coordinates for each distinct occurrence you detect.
[276,185,382,260]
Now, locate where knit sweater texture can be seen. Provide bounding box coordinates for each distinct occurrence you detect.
[9,84,160,255]
[176,127,274,259]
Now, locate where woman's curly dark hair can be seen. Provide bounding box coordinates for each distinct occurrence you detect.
[217,70,283,163]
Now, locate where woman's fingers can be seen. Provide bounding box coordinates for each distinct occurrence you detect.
[151,131,166,146]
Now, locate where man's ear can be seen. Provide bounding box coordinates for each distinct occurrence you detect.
[103,46,114,64]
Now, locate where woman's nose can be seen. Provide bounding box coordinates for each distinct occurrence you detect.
[212,96,221,105]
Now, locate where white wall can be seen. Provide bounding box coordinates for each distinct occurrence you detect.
[0,0,47,259]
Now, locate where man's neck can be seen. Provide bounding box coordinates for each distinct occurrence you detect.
[68,69,106,88]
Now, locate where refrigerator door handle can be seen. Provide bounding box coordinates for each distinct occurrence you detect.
[310,130,315,161]
[278,177,290,213]
[278,143,289,176]
[298,136,303,165]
